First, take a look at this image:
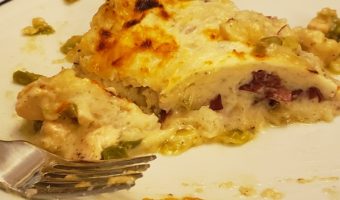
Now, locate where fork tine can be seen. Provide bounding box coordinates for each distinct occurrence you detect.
[38,172,142,185]
[43,164,151,178]
[0,0,12,6]
[28,175,138,199]
[25,155,155,199]
[0,139,156,199]
[52,155,156,169]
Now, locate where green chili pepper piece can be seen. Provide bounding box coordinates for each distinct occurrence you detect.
[119,139,142,150]
[326,19,340,42]
[60,35,82,54]
[13,70,43,85]
[64,103,78,120]
[101,146,128,160]
[260,36,283,46]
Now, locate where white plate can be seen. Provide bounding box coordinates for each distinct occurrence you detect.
[1,0,340,199]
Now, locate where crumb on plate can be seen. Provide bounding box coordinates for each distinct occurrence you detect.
[143,194,203,200]
[239,186,256,197]
[22,17,55,36]
[64,0,79,4]
[261,188,283,200]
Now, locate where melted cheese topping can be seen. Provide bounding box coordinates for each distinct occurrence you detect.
[74,1,336,92]
[73,0,339,111]
[73,0,340,123]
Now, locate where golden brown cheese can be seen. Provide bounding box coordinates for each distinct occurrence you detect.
[74,0,238,88]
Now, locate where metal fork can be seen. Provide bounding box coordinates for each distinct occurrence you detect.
[0,0,12,6]
[0,140,156,199]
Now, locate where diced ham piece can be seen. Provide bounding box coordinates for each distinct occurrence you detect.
[209,94,224,111]
[239,70,292,102]
[307,87,324,102]
[239,70,311,103]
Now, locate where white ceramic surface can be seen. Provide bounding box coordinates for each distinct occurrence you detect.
[1,0,340,199]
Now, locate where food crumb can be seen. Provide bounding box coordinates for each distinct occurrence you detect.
[143,194,203,200]
[239,186,256,197]
[22,17,55,36]
[64,0,79,4]
[64,174,78,180]
[74,181,91,188]
[261,188,283,200]
[297,178,313,184]
[296,176,339,184]
[218,181,234,189]
[107,176,134,185]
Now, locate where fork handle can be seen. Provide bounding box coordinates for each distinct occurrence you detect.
[0,140,45,187]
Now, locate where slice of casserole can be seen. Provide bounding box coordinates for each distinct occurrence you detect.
[16,0,340,159]
[71,0,340,132]
[16,69,170,160]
